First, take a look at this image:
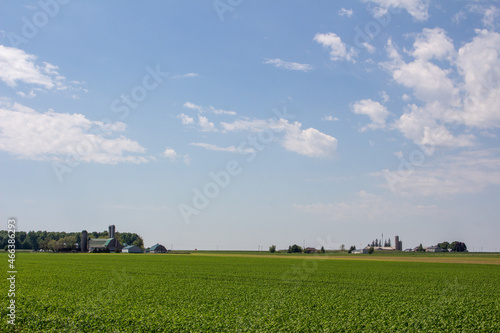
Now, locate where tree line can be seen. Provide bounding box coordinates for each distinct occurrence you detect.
[0,230,144,252]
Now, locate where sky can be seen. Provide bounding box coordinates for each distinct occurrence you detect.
[1,0,500,251]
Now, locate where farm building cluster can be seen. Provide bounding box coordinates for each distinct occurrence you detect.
[81,225,168,254]
[352,235,405,254]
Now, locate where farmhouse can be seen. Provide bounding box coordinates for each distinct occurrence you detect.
[426,246,444,253]
[122,245,143,253]
[145,244,168,253]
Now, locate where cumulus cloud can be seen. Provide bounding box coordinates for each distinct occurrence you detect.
[351,99,390,131]
[314,32,357,62]
[363,0,430,21]
[197,115,216,132]
[0,102,150,164]
[221,118,337,159]
[282,122,337,158]
[264,58,312,72]
[364,28,500,149]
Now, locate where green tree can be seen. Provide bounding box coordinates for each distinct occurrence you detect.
[368,246,374,254]
[289,244,302,253]
[417,243,425,252]
[348,245,356,254]
[269,245,276,253]
[320,246,325,253]
[449,241,467,252]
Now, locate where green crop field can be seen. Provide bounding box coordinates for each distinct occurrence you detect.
[2,253,499,332]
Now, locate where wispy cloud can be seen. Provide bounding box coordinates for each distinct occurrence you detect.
[0,45,84,96]
[363,0,430,21]
[338,8,353,17]
[264,58,312,72]
[183,101,236,116]
[190,142,255,154]
[322,115,339,122]
[171,73,199,79]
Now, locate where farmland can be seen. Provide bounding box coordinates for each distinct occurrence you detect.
[2,253,500,332]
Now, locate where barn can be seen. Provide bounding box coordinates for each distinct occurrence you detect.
[145,244,168,253]
[122,245,143,253]
[87,225,122,252]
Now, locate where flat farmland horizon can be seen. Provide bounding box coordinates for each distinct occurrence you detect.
[3,252,499,332]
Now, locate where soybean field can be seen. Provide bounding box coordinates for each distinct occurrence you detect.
[2,252,500,332]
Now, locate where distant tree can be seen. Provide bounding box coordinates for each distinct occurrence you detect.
[368,246,374,254]
[287,246,292,253]
[132,237,144,250]
[449,241,467,252]
[340,244,345,251]
[348,245,356,254]
[289,244,302,253]
[320,246,325,253]
[269,245,276,253]
[27,231,39,250]
[388,239,391,247]
[438,241,450,250]
[417,243,425,252]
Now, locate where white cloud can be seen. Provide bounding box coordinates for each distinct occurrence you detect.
[264,58,312,72]
[0,45,82,96]
[172,73,199,79]
[198,115,216,132]
[162,147,190,164]
[362,42,376,53]
[222,118,337,159]
[380,91,389,103]
[370,28,500,150]
[314,32,357,62]
[209,106,237,116]
[322,115,339,122]
[482,6,499,28]
[282,122,337,158]
[411,28,455,61]
[183,101,203,113]
[469,5,500,29]
[190,142,255,154]
[177,113,194,125]
[351,99,390,131]
[338,8,353,17]
[183,101,236,116]
[162,147,178,160]
[363,0,430,21]
[378,149,500,197]
[457,29,500,128]
[0,102,150,164]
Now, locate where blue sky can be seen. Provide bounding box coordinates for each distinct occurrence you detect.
[1,0,500,251]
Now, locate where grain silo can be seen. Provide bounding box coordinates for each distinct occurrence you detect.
[81,230,88,252]
[109,225,115,239]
